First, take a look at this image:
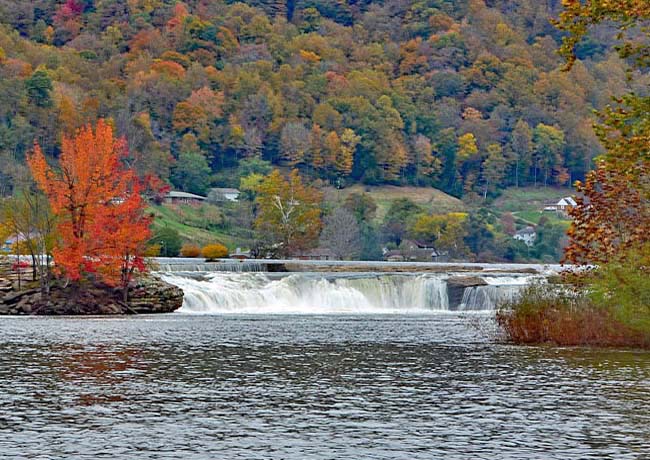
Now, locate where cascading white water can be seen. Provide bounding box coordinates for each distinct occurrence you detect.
[160,273,450,314]
[156,261,264,273]
[458,276,531,311]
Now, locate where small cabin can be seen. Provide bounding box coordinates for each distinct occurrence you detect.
[164,190,207,205]
[297,248,335,260]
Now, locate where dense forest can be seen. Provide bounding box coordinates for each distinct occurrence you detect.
[0,0,641,199]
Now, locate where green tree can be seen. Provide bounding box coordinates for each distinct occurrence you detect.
[510,120,533,187]
[25,69,53,108]
[152,227,182,257]
[533,124,565,187]
[172,150,211,195]
[343,192,377,224]
[382,198,421,246]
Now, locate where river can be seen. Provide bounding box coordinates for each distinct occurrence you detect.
[1,313,650,459]
[1,268,650,458]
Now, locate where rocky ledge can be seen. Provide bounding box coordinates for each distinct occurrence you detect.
[0,275,184,316]
[446,276,488,310]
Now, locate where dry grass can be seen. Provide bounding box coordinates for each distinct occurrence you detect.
[496,284,650,348]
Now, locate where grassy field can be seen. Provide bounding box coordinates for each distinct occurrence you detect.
[492,186,573,213]
[149,204,249,249]
[513,210,572,228]
[323,184,465,222]
[491,186,574,229]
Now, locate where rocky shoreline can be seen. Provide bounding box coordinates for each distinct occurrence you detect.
[0,261,183,315]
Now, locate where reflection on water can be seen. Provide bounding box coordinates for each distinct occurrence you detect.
[1,314,649,459]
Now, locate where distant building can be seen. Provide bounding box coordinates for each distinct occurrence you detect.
[383,240,444,262]
[1,233,33,253]
[297,248,335,261]
[164,190,207,205]
[208,188,240,202]
[514,226,536,247]
[231,248,251,260]
[543,196,577,213]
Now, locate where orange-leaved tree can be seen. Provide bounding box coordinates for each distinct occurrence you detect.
[27,119,151,301]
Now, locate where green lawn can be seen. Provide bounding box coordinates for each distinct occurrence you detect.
[492,186,573,213]
[149,204,248,249]
[513,210,571,228]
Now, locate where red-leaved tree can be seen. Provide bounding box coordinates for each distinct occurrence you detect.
[27,119,151,301]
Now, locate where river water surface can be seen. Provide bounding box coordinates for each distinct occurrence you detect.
[1,314,650,459]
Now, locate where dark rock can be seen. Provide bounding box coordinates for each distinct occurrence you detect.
[0,275,183,316]
[447,276,488,310]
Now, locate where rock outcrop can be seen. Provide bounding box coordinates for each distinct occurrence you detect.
[446,276,488,310]
[0,272,183,316]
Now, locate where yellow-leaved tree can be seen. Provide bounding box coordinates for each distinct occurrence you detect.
[254,169,322,257]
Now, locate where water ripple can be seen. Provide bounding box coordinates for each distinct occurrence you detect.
[0,314,649,459]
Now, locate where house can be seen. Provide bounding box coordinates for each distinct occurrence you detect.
[383,240,444,262]
[1,233,33,253]
[208,188,240,202]
[231,248,251,260]
[556,197,576,211]
[164,190,207,205]
[514,226,536,247]
[543,196,577,212]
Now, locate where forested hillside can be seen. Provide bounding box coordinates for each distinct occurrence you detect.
[0,0,641,198]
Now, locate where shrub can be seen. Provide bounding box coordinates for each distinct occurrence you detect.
[496,282,650,348]
[202,243,228,260]
[143,244,161,257]
[588,243,650,335]
[180,243,201,258]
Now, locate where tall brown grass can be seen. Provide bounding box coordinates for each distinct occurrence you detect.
[496,283,650,348]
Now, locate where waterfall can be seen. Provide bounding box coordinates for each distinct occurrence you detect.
[160,273,450,314]
[155,261,264,273]
[458,276,530,311]
[160,272,537,314]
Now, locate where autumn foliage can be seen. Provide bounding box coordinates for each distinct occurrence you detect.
[202,243,228,260]
[254,169,322,256]
[564,160,650,265]
[27,119,151,298]
[180,244,201,258]
[499,0,650,348]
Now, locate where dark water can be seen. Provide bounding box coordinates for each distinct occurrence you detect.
[1,314,650,459]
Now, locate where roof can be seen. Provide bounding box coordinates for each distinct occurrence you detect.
[210,188,240,194]
[166,191,206,200]
[557,197,576,206]
[515,226,536,236]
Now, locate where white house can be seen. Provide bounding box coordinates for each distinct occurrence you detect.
[544,196,576,212]
[514,226,536,247]
[209,188,240,202]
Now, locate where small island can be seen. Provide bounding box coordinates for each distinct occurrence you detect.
[0,120,183,316]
